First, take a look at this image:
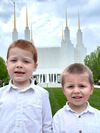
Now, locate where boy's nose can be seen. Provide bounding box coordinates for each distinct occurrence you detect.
[16,61,23,68]
[73,87,80,93]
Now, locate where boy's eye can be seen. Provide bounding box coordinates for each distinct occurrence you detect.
[67,85,74,89]
[23,60,30,63]
[79,84,86,88]
[10,59,17,62]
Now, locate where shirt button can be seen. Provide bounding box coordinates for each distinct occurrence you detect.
[78,115,81,118]
[79,130,82,133]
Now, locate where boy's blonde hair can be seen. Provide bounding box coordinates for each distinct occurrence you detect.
[7,39,38,64]
[61,63,94,87]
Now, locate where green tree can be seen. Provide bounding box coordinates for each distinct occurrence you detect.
[84,46,100,84]
[0,56,9,87]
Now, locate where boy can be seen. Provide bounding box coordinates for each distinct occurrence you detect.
[53,63,100,133]
[0,39,52,133]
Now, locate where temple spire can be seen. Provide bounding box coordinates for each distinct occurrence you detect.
[26,6,28,27]
[31,23,33,42]
[13,1,16,29]
[62,25,64,41]
[78,11,80,30]
[12,0,18,41]
[24,5,30,41]
[66,11,68,28]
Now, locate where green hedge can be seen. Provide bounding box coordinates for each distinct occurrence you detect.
[45,87,100,115]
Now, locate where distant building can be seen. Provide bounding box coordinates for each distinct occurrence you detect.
[12,3,87,86]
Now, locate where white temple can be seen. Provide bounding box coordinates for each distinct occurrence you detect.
[12,2,87,86]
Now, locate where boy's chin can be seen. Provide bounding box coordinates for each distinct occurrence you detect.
[13,78,28,83]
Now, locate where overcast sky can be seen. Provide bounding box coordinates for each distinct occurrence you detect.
[0,0,100,60]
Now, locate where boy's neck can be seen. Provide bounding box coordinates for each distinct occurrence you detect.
[11,79,31,90]
[68,102,88,113]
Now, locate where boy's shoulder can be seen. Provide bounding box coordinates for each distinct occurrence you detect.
[33,84,49,95]
[53,105,66,118]
[32,84,50,101]
[90,106,100,114]
[0,85,9,92]
[0,85,9,96]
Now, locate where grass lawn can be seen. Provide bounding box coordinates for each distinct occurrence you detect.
[45,87,100,115]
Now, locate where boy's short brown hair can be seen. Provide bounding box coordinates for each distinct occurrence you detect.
[7,39,38,64]
[61,63,94,87]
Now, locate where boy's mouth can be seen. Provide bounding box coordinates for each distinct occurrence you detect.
[72,96,82,99]
[14,71,25,74]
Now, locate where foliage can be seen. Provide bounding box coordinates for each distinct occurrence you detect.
[84,46,100,84]
[46,87,100,115]
[45,87,66,115]
[0,56,9,87]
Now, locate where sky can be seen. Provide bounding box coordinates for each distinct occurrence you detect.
[0,0,100,60]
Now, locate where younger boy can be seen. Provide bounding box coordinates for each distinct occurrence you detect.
[0,39,52,133]
[53,63,100,133]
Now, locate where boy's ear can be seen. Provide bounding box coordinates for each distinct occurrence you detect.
[90,86,94,95]
[33,63,38,71]
[35,63,38,69]
[6,60,8,69]
[6,60,7,65]
[63,88,66,96]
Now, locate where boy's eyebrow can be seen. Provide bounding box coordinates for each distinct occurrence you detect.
[23,57,30,59]
[8,56,17,58]
[8,56,33,61]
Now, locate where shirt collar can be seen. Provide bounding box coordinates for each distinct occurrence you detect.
[65,102,95,114]
[7,79,36,92]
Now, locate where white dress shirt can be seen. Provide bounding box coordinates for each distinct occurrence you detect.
[53,102,100,133]
[0,80,52,133]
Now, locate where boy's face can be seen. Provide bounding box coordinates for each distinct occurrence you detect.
[7,47,37,87]
[63,72,93,112]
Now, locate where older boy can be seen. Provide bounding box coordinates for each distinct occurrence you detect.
[0,39,52,133]
[53,63,100,133]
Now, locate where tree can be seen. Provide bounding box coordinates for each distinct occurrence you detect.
[0,56,9,87]
[84,46,100,84]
